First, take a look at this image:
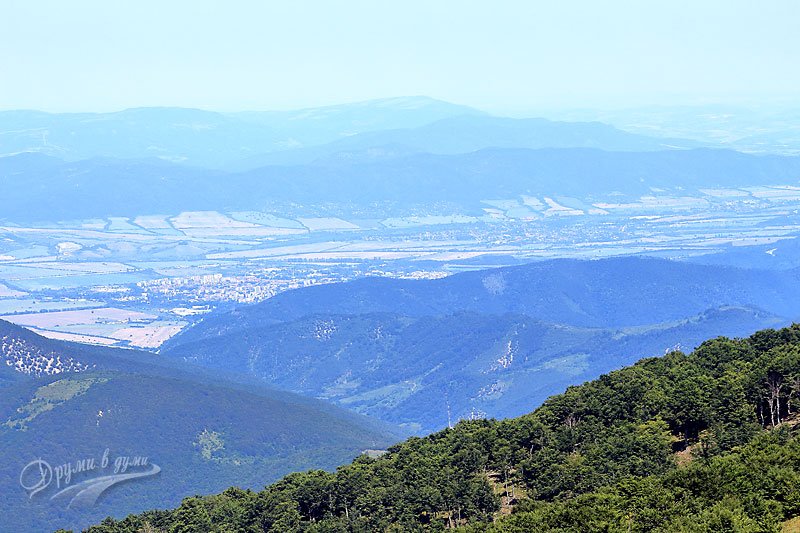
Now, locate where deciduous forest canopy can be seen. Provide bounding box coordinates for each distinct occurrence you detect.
[85,325,800,532]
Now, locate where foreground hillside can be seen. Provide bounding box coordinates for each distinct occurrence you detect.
[164,257,796,432]
[0,320,398,533]
[89,324,800,532]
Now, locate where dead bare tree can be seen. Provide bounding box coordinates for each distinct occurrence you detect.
[766,371,784,427]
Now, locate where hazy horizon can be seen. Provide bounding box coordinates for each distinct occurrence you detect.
[2,0,799,114]
[3,95,800,119]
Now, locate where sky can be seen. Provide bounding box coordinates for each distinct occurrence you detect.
[1,0,799,113]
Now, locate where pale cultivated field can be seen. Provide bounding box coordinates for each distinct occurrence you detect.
[521,195,546,209]
[1,225,270,251]
[106,324,186,348]
[0,265,88,280]
[229,212,305,228]
[730,236,792,247]
[502,206,537,219]
[171,211,261,229]
[4,255,58,264]
[210,242,451,261]
[0,307,156,328]
[80,219,108,229]
[0,226,154,240]
[700,188,751,198]
[20,262,133,273]
[168,211,309,237]
[595,196,710,210]
[133,215,173,229]
[746,186,800,200]
[420,251,513,261]
[30,328,119,346]
[543,197,584,216]
[170,307,211,317]
[208,241,345,259]
[652,213,774,224]
[4,199,800,352]
[381,215,482,228]
[108,217,148,232]
[482,199,521,210]
[0,283,25,297]
[179,226,306,237]
[275,251,437,261]
[336,240,475,251]
[298,217,361,231]
[0,299,103,314]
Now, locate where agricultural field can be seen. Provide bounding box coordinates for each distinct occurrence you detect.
[3,189,800,350]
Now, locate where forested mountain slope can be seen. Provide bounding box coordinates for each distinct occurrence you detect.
[167,257,800,334]
[89,324,800,532]
[0,320,398,533]
[166,306,783,433]
[164,257,798,432]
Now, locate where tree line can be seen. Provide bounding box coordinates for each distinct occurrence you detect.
[80,325,800,532]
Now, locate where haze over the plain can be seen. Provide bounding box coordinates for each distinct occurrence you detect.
[1,0,798,113]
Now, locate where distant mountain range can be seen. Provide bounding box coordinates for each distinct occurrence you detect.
[554,104,800,155]
[163,257,798,433]
[3,147,800,222]
[0,320,399,532]
[8,97,800,223]
[0,97,483,168]
[0,97,705,171]
[228,96,487,150]
[227,114,700,168]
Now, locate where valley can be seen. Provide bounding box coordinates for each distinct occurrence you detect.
[5,2,800,531]
[3,179,800,349]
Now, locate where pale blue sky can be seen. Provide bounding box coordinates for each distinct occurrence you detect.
[1,0,798,113]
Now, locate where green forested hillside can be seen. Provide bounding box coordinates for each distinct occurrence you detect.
[85,325,800,532]
[165,307,784,434]
[164,256,800,433]
[0,320,399,533]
